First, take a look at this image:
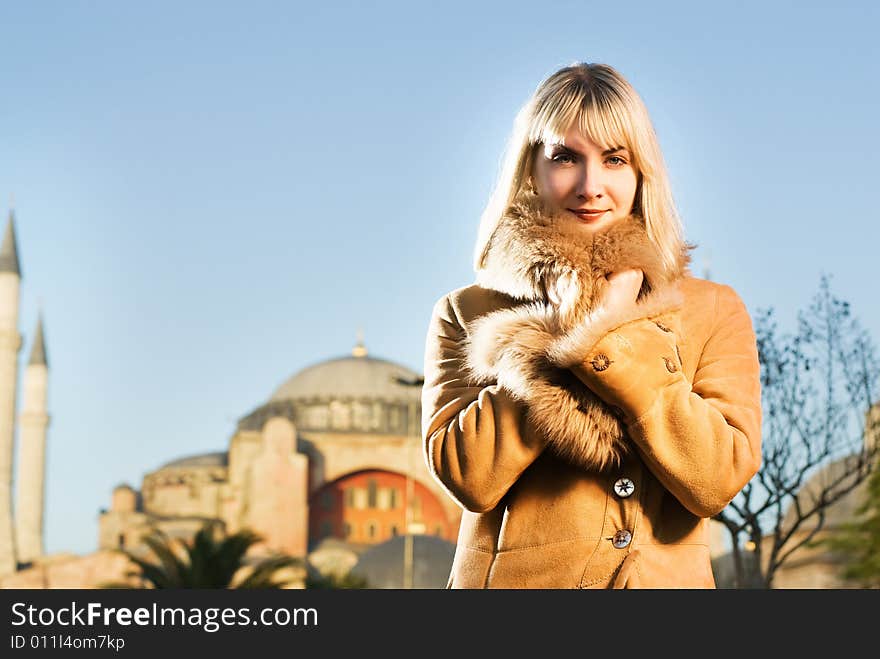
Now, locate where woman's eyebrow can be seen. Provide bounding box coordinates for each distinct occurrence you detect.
[551,143,581,155]
[550,143,628,156]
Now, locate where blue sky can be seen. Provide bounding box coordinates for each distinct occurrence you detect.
[0,0,878,555]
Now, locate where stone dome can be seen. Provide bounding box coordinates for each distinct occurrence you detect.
[271,353,422,403]
[349,535,456,589]
[157,451,228,471]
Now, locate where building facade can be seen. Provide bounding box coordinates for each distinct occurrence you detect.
[95,343,462,580]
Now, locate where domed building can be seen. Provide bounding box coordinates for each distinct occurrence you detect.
[96,337,463,584]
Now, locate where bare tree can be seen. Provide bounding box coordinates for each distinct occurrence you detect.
[714,274,880,588]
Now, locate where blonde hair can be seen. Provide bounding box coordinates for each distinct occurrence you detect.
[473,62,684,273]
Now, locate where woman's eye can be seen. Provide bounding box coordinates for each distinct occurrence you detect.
[551,152,574,164]
[606,155,627,167]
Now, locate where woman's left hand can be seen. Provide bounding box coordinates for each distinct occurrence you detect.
[598,269,644,313]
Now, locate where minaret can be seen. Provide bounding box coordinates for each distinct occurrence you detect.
[0,209,22,575]
[15,313,49,564]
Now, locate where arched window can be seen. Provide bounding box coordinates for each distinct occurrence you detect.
[367,479,378,508]
[353,402,371,429]
[330,400,351,430]
[343,522,352,539]
[367,521,378,540]
[389,406,401,432]
[306,405,329,429]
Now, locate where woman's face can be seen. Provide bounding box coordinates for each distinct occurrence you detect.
[531,127,638,233]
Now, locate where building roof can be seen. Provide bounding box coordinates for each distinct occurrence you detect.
[28,313,48,366]
[0,210,21,276]
[157,451,228,471]
[270,353,422,403]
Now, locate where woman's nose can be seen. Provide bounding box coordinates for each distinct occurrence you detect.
[576,162,605,199]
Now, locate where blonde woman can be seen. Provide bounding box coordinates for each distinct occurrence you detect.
[420,63,762,588]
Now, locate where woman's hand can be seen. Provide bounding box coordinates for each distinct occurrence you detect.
[548,268,643,321]
[598,269,643,313]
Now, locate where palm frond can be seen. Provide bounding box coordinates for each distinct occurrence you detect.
[107,522,301,589]
[236,555,304,589]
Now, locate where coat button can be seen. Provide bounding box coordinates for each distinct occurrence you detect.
[664,357,677,373]
[612,529,632,549]
[613,477,635,498]
[591,354,612,371]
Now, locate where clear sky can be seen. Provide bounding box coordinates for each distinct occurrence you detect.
[0,0,877,556]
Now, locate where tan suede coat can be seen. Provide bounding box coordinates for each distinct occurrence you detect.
[421,194,762,588]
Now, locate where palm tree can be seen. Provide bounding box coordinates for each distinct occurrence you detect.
[103,521,304,589]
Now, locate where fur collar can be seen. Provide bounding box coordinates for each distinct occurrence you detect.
[476,190,689,312]
[464,191,691,471]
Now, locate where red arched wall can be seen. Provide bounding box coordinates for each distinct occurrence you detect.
[308,469,457,546]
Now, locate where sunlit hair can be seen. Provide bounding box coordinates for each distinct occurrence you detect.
[473,62,684,273]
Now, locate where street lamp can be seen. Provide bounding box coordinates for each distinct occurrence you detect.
[393,375,424,589]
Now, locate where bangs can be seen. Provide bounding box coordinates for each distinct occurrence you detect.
[528,83,635,157]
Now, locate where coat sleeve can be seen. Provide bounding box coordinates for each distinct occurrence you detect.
[570,284,762,517]
[421,292,549,513]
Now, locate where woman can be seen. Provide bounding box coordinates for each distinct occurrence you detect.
[420,63,762,588]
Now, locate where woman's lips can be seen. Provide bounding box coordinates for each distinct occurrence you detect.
[568,209,608,222]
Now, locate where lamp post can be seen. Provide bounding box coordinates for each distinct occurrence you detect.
[404,398,415,589]
[394,375,424,590]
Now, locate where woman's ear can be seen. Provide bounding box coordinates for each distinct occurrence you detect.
[523,143,542,195]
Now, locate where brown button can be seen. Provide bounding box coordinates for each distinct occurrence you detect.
[591,354,612,372]
[612,529,632,549]
[664,357,677,373]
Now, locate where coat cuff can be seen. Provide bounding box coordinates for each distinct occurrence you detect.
[569,309,688,423]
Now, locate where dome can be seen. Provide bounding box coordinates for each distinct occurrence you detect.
[157,451,228,471]
[349,535,456,589]
[271,354,422,403]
